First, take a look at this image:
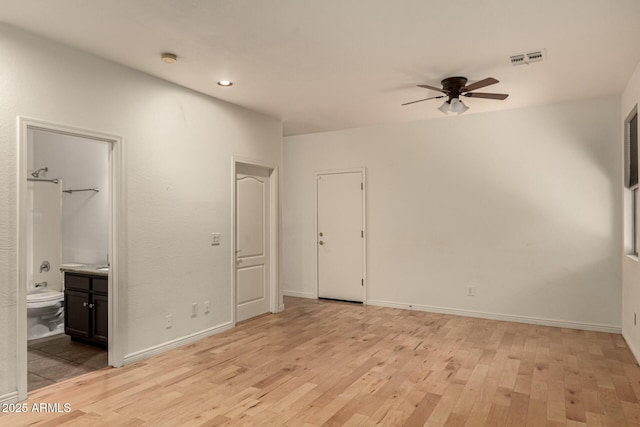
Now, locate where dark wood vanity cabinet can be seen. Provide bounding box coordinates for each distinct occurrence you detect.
[92,293,108,343]
[65,289,91,339]
[64,272,108,346]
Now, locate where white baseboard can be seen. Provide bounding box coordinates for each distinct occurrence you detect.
[283,290,316,299]
[623,330,640,364]
[123,322,234,366]
[366,299,621,334]
[0,391,19,405]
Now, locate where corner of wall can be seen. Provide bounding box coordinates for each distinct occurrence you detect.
[623,330,640,364]
[622,58,640,364]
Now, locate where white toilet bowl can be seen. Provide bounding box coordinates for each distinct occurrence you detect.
[27,290,64,340]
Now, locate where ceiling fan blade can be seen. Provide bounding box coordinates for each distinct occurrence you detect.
[401,95,445,106]
[417,84,448,94]
[463,92,509,100]
[462,77,499,92]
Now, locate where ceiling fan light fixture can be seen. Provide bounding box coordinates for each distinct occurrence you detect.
[449,98,462,113]
[438,101,450,114]
[438,98,469,115]
[449,98,469,114]
[404,76,506,113]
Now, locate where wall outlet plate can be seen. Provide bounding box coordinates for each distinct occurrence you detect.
[165,315,173,329]
[211,232,220,246]
[204,301,210,314]
[191,302,198,317]
[467,286,475,296]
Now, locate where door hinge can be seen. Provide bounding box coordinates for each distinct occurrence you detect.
[361,230,364,238]
[361,182,363,190]
[361,278,364,286]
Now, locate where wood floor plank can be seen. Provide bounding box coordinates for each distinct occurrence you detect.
[525,398,547,427]
[2,296,640,426]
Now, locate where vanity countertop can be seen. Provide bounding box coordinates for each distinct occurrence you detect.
[60,264,109,277]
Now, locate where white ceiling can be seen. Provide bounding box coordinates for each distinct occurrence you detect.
[3,0,640,136]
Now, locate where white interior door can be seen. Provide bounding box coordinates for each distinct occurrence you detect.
[236,164,270,322]
[317,171,364,302]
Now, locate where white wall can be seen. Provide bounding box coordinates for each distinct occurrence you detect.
[283,97,621,330]
[622,60,640,360]
[0,25,281,399]
[30,130,109,266]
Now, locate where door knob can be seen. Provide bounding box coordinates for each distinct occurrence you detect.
[83,302,88,307]
[319,232,323,237]
[319,241,325,245]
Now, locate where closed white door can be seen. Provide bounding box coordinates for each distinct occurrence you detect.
[236,164,270,322]
[317,171,364,302]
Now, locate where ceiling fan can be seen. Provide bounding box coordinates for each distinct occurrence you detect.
[402,77,509,114]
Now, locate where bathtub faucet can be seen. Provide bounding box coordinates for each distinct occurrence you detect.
[34,282,48,288]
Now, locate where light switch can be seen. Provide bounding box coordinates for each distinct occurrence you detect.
[211,232,220,246]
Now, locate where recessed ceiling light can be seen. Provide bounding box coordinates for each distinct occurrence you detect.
[217,80,233,87]
[161,53,177,64]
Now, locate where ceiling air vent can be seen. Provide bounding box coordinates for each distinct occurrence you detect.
[510,54,526,66]
[510,49,546,66]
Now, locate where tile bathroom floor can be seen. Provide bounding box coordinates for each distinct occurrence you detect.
[27,334,108,392]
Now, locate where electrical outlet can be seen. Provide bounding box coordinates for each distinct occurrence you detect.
[204,301,210,314]
[192,302,198,317]
[467,286,475,296]
[211,232,220,246]
[165,315,173,329]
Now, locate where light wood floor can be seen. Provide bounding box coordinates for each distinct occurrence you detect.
[4,296,640,426]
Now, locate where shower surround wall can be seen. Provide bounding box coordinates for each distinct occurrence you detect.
[29,129,109,266]
[27,181,62,293]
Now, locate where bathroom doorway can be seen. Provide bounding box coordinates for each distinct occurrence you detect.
[17,118,123,400]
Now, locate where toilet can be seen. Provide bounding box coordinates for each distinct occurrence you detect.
[27,290,64,340]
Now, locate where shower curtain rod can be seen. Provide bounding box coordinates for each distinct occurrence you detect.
[27,178,59,184]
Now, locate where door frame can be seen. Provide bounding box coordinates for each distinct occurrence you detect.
[16,117,124,400]
[314,167,367,303]
[231,157,280,325]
